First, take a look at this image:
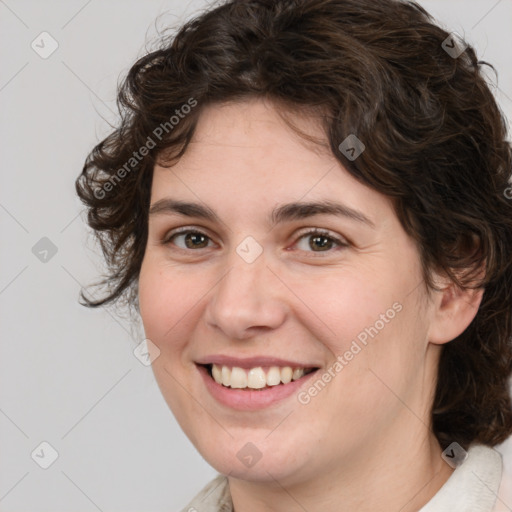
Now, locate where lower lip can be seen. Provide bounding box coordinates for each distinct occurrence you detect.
[196,364,319,411]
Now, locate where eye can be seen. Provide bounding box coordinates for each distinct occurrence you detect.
[293,229,349,254]
[161,227,349,254]
[162,228,214,250]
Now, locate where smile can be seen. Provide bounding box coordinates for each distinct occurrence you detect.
[206,364,317,390]
[196,361,321,410]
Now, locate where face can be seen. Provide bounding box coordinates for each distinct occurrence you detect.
[138,98,442,486]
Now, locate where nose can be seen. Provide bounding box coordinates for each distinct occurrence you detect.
[204,249,288,340]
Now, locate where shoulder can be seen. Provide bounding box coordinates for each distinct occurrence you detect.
[179,474,232,512]
[180,445,503,512]
[419,443,503,512]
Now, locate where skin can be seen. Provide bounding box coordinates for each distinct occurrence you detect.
[138,98,484,512]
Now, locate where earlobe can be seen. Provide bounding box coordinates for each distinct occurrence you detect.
[428,280,485,345]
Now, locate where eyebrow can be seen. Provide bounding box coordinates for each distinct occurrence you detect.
[149,199,375,228]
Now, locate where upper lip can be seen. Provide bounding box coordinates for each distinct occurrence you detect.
[195,355,320,369]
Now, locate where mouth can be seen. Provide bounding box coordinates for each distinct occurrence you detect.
[199,363,319,391]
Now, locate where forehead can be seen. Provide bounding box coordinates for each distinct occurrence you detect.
[150,99,391,223]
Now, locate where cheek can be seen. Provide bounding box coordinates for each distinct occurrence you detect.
[283,267,398,355]
[138,261,202,353]
[290,265,425,403]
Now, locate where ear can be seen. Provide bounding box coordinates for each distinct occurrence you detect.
[427,274,485,345]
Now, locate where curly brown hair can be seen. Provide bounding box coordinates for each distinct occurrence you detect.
[76,0,512,450]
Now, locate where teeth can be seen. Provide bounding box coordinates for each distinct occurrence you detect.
[292,368,304,381]
[247,367,267,389]
[266,366,281,386]
[230,367,247,389]
[210,364,312,389]
[221,366,231,386]
[281,366,293,384]
[212,364,222,383]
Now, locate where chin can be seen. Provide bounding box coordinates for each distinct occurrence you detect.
[195,436,312,483]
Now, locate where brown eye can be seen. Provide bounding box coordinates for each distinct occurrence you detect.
[309,234,334,251]
[164,230,213,250]
[294,229,348,254]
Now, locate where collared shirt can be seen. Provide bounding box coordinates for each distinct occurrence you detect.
[180,444,503,512]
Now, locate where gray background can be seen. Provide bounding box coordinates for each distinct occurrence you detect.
[0,1,511,511]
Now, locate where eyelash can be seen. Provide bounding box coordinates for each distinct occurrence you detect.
[161,227,349,255]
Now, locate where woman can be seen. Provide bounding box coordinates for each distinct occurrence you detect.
[76,0,512,510]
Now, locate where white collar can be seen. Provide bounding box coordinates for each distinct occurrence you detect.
[183,443,503,512]
[419,444,503,512]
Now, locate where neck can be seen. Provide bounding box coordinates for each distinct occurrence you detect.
[228,428,454,512]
